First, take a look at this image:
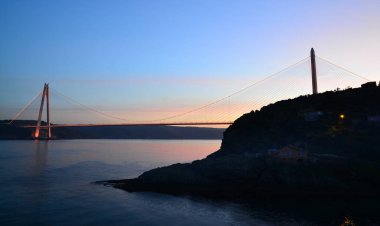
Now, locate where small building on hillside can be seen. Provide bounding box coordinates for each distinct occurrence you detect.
[299,109,324,122]
[361,81,377,90]
[368,115,380,124]
[267,145,308,161]
[304,111,324,122]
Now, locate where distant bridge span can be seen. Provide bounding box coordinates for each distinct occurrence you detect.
[22,122,233,128]
[15,48,318,139]
[10,48,371,139]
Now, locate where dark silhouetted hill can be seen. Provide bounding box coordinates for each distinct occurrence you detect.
[106,84,380,197]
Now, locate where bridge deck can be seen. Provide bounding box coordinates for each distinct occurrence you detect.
[22,122,233,128]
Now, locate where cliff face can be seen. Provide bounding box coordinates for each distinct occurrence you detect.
[107,85,380,197]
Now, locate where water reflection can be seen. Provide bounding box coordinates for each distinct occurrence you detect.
[2,140,378,225]
[33,140,49,175]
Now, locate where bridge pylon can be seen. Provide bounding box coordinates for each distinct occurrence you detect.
[34,83,51,139]
[311,48,318,94]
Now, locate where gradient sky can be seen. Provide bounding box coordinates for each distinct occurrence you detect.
[1,0,380,123]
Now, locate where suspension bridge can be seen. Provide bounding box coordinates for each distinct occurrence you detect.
[5,49,372,139]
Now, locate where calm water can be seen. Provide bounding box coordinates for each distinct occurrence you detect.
[0,140,378,226]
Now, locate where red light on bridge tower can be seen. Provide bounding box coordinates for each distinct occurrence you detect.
[311,48,318,94]
[34,83,51,139]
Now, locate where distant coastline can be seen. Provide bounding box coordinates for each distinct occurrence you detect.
[0,121,225,140]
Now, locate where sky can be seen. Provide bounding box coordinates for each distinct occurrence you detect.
[1,0,380,123]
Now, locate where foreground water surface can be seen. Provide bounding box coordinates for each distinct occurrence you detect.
[0,140,378,225]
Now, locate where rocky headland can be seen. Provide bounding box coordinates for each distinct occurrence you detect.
[105,83,380,197]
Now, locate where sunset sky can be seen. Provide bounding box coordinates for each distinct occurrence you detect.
[1,0,379,123]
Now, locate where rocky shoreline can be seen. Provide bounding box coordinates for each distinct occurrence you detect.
[103,84,380,198]
[102,154,380,198]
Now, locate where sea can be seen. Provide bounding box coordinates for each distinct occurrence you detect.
[0,140,378,226]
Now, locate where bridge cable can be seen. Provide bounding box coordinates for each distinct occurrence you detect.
[316,56,371,82]
[141,56,311,123]
[8,90,43,125]
[51,87,134,122]
[49,57,310,124]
